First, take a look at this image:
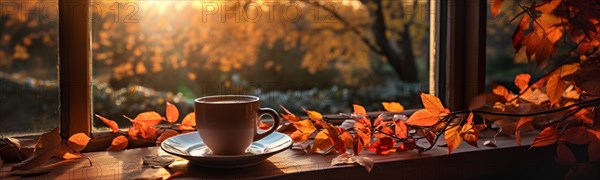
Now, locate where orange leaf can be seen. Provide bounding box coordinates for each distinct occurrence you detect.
[397,140,416,152]
[280,105,301,122]
[66,133,91,152]
[531,127,558,148]
[382,102,404,113]
[445,125,462,154]
[303,109,323,121]
[556,143,576,165]
[562,126,592,145]
[420,93,450,115]
[353,104,367,116]
[133,111,163,126]
[460,113,478,148]
[292,120,317,134]
[547,73,567,106]
[290,130,311,142]
[107,135,129,151]
[491,0,504,19]
[128,127,139,140]
[179,113,196,131]
[340,130,353,148]
[406,109,439,127]
[394,120,407,138]
[95,114,120,133]
[514,73,531,93]
[258,121,271,130]
[354,122,371,146]
[537,0,561,13]
[157,129,179,143]
[492,84,514,101]
[374,126,394,138]
[133,121,156,140]
[311,130,333,154]
[166,102,180,123]
[316,120,346,154]
[515,117,533,146]
[367,137,395,155]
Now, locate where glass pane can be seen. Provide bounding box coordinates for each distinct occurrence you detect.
[0,0,59,135]
[91,0,432,131]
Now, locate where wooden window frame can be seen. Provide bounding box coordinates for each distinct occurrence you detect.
[54,0,485,151]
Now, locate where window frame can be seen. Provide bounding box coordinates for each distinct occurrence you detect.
[52,0,485,151]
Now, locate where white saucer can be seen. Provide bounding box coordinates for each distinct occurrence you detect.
[161,131,292,168]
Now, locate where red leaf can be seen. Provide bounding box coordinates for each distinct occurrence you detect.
[395,120,407,138]
[491,0,504,19]
[531,127,558,148]
[95,114,119,133]
[367,137,396,155]
[166,102,179,123]
[107,135,129,151]
[406,109,439,127]
[556,143,576,165]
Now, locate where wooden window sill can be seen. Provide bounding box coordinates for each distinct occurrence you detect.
[0,130,565,179]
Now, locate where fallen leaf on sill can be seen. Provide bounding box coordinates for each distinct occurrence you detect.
[143,155,175,168]
[483,140,498,147]
[331,153,374,172]
[107,135,129,151]
[291,141,312,154]
[12,128,61,171]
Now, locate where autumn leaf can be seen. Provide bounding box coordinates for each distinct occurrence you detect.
[157,129,179,144]
[289,119,317,142]
[395,120,407,138]
[367,137,395,155]
[354,121,371,146]
[514,73,531,93]
[107,135,128,151]
[374,126,394,138]
[460,113,478,148]
[515,117,533,146]
[165,102,179,123]
[316,120,346,154]
[556,143,576,165]
[311,130,333,154]
[406,109,439,127]
[280,105,301,122]
[420,93,450,115]
[258,121,272,130]
[128,127,139,140]
[132,111,164,126]
[12,128,61,170]
[445,125,462,154]
[547,73,567,106]
[353,135,364,155]
[353,104,367,116]
[531,127,558,148]
[331,153,374,172]
[398,140,416,152]
[178,113,196,131]
[382,102,404,113]
[563,59,600,96]
[492,84,514,101]
[133,121,157,140]
[303,108,323,121]
[95,114,120,133]
[519,89,549,105]
[491,0,504,19]
[56,133,91,160]
[561,126,592,145]
[340,131,353,148]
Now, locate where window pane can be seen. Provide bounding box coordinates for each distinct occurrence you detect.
[91,0,432,131]
[1,0,59,135]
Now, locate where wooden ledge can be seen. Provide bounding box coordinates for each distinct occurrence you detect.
[0,131,566,179]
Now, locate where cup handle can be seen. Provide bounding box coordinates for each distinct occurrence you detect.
[254,108,281,141]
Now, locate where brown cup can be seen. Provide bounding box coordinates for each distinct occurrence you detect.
[194,95,280,155]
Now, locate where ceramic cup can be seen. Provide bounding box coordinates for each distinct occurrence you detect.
[194,95,280,155]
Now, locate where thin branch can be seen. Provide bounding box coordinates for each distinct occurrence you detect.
[298,0,383,55]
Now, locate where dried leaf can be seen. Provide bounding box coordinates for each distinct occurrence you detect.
[367,137,395,155]
[405,109,439,127]
[107,135,129,151]
[556,143,576,165]
[444,125,462,154]
[12,128,61,171]
[331,153,374,172]
[382,102,404,113]
[166,102,179,123]
[531,127,558,148]
[178,113,196,130]
[157,130,179,144]
[420,93,450,115]
[95,114,120,133]
[515,117,533,146]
